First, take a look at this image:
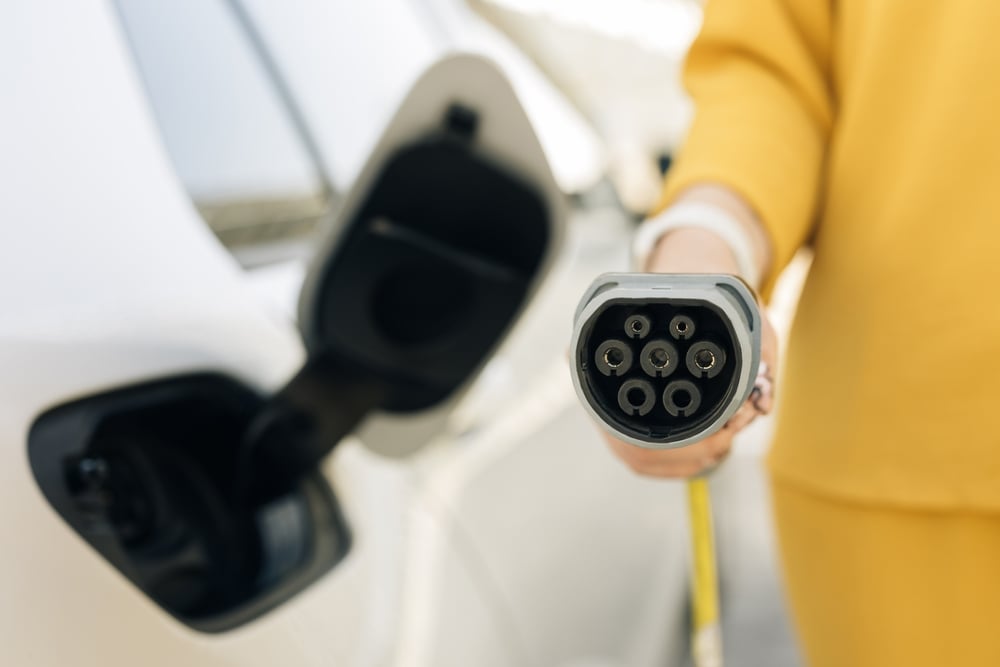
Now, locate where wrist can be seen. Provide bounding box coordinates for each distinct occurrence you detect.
[633,185,771,288]
[646,228,742,276]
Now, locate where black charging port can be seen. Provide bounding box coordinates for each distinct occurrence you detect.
[28,374,350,633]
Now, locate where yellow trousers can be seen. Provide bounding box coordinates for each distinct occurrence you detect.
[772,479,1000,667]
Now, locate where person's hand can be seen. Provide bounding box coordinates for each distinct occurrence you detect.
[602,188,777,478]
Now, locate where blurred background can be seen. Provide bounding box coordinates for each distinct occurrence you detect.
[5,0,811,665]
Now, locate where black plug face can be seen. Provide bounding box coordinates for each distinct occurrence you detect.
[576,300,742,443]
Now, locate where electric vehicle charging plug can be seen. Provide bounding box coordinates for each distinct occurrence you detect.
[571,273,761,449]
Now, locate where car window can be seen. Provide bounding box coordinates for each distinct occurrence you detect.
[115,0,332,266]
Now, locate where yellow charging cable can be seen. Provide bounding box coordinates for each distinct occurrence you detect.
[687,476,723,667]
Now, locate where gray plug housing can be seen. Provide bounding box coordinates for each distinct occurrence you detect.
[571,273,762,449]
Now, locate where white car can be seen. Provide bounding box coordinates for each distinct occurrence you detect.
[0,2,796,665]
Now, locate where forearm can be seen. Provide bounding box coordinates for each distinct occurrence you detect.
[645,184,774,289]
[655,0,833,292]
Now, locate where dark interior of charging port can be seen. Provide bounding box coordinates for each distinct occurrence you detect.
[577,300,741,442]
[28,374,350,633]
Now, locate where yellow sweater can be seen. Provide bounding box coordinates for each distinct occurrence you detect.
[664,0,1000,510]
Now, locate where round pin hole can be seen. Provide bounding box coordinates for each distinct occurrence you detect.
[624,314,651,339]
[627,387,647,407]
[670,315,695,340]
[617,379,656,416]
[685,341,726,378]
[595,339,633,376]
[694,349,716,371]
[663,380,702,416]
[640,339,678,378]
[672,389,692,408]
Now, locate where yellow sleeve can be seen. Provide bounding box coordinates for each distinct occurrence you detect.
[662,0,834,295]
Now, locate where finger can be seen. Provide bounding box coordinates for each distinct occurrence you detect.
[721,377,775,437]
[628,445,731,478]
[699,430,734,460]
[630,460,711,479]
[724,399,759,432]
[751,361,775,415]
[604,430,733,478]
[620,448,724,478]
[604,433,723,468]
[721,363,774,434]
